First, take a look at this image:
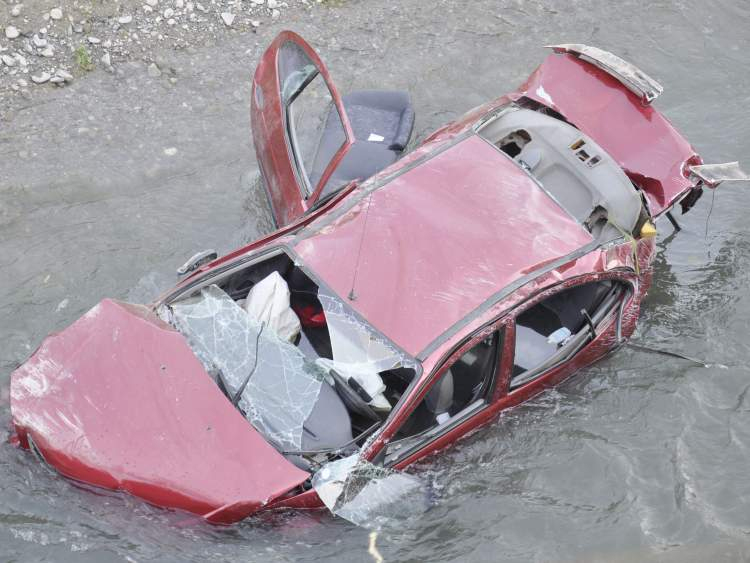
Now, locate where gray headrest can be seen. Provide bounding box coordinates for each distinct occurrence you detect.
[425,369,453,414]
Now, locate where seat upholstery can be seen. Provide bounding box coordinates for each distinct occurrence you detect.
[312,90,415,198]
[301,381,353,451]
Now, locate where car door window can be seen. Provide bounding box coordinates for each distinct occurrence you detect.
[393,330,502,443]
[278,41,347,197]
[511,280,626,389]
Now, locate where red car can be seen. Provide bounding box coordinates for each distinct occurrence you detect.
[9,32,747,524]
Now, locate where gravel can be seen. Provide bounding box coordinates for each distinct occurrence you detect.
[0,0,321,109]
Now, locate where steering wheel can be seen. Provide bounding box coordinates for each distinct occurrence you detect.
[329,369,381,422]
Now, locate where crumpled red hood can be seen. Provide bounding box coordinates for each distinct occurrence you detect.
[10,299,309,523]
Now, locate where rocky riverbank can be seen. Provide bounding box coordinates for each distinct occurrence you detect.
[0,0,323,110]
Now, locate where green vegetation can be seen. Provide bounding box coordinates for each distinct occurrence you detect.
[74,45,94,71]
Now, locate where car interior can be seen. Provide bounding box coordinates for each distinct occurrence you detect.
[166,251,417,467]
[386,279,628,462]
[477,103,648,241]
[279,40,415,202]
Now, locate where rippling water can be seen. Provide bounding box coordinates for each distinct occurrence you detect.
[2,0,750,560]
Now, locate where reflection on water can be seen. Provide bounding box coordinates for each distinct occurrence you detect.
[2,0,750,560]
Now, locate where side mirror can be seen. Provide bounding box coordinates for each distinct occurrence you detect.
[176,249,217,276]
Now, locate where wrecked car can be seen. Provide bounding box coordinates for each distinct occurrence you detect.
[10,33,749,524]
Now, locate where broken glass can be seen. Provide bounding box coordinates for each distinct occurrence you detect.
[316,294,416,410]
[171,285,325,450]
[312,453,430,529]
[688,162,750,187]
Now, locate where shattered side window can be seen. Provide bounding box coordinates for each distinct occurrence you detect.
[312,453,429,528]
[171,285,325,450]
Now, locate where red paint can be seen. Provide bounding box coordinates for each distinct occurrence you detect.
[251,31,355,227]
[10,33,709,523]
[295,135,593,357]
[10,299,309,522]
[516,53,700,215]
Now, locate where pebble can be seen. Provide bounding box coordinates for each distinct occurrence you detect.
[220,12,234,26]
[1,54,16,66]
[143,5,153,13]
[11,4,22,17]
[268,0,278,8]
[87,36,100,44]
[50,75,65,84]
[101,52,111,67]
[163,147,178,155]
[5,26,20,39]
[33,34,47,47]
[118,15,133,24]
[17,78,28,87]
[41,46,54,57]
[147,62,161,77]
[57,69,73,81]
[195,2,207,12]
[145,0,159,7]
[31,71,50,83]
[167,18,176,25]
[163,7,174,18]
[49,8,63,20]
[175,0,184,8]
[250,19,260,27]
[271,8,280,19]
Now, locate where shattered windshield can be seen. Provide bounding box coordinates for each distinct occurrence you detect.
[171,285,325,450]
[164,252,417,455]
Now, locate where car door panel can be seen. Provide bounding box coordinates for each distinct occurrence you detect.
[251,31,354,227]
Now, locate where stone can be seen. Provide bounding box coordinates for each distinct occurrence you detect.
[5,26,20,39]
[163,7,174,17]
[50,75,65,84]
[118,15,133,24]
[11,4,22,17]
[267,0,278,7]
[31,71,50,83]
[271,8,280,18]
[220,12,234,26]
[147,62,161,77]
[41,46,54,57]
[17,78,28,87]
[57,69,73,81]
[50,8,63,20]
[163,147,177,155]
[145,0,158,7]
[175,0,184,8]
[33,34,47,47]
[167,18,176,25]
[87,36,100,44]
[1,54,16,66]
[101,52,111,67]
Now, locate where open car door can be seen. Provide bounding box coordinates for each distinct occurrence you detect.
[251,31,355,227]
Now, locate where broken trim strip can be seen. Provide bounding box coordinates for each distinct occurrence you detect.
[546,44,663,104]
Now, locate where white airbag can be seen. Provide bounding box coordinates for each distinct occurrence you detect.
[244,271,301,342]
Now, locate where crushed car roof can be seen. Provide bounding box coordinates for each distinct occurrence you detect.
[294,134,595,357]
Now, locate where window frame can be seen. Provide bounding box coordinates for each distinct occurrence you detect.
[507,276,632,394]
[383,321,509,466]
[277,41,350,202]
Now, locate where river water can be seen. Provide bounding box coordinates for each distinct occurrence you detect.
[2,0,750,560]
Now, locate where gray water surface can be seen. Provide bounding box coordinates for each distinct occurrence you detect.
[2,0,750,561]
